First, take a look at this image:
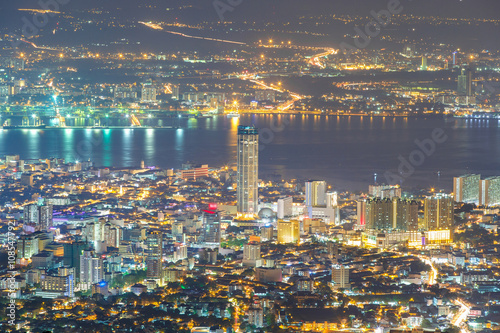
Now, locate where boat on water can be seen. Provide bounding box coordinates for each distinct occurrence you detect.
[226,112,240,118]
[196,114,213,119]
[2,124,47,129]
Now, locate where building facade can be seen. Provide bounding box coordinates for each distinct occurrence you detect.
[237,126,259,214]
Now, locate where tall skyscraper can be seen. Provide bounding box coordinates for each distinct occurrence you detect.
[237,125,259,214]
[424,194,454,230]
[145,230,163,255]
[146,230,163,279]
[63,241,88,282]
[202,210,221,244]
[305,180,327,207]
[454,174,480,204]
[421,56,428,70]
[479,177,500,207]
[457,68,473,96]
[277,220,300,244]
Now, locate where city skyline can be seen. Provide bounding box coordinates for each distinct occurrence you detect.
[1,1,500,333]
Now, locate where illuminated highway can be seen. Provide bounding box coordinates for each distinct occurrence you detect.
[308,49,337,68]
[139,21,246,45]
[238,73,305,111]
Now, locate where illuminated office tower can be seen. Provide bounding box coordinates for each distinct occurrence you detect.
[332,265,350,290]
[479,177,500,207]
[457,68,473,96]
[203,210,221,244]
[63,241,88,282]
[453,174,480,204]
[424,194,454,230]
[421,56,428,70]
[305,180,327,207]
[277,220,300,244]
[146,230,163,256]
[146,230,163,279]
[237,125,259,214]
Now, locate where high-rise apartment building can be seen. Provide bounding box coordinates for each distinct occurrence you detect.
[332,265,350,290]
[479,177,500,207]
[393,198,419,231]
[243,242,261,266]
[305,181,338,223]
[141,83,157,103]
[146,257,162,279]
[172,84,180,100]
[454,174,480,204]
[17,234,40,259]
[237,126,259,214]
[23,204,53,232]
[364,198,393,230]
[358,198,418,231]
[79,250,104,289]
[277,196,293,219]
[369,184,402,199]
[424,194,454,230]
[305,180,327,207]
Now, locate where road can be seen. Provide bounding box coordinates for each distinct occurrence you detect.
[308,49,337,68]
[139,21,246,45]
[239,73,305,111]
[452,298,471,332]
